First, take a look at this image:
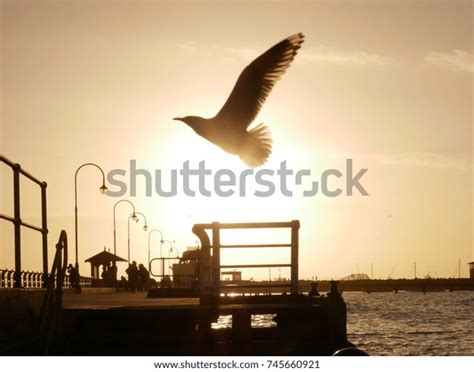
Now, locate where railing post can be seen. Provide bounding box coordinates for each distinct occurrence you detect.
[41,182,49,287]
[13,164,22,288]
[7,270,14,288]
[192,225,212,304]
[211,222,221,298]
[290,220,300,295]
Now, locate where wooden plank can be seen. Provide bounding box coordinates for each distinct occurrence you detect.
[194,222,294,230]
[290,221,299,295]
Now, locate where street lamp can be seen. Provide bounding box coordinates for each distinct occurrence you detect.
[169,242,179,258]
[163,240,175,254]
[113,199,137,256]
[148,229,164,271]
[74,162,108,273]
[162,240,175,276]
[127,211,148,264]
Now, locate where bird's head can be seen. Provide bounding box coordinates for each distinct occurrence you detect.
[173,116,200,128]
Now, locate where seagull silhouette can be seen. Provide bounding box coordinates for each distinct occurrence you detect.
[174,33,305,168]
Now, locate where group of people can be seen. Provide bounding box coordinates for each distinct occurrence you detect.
[67,260,152,292]
[100,262,118,287]
[125,261,150,292]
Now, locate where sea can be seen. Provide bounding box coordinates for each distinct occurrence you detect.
[212,291,474,355]
[344,291,474,356]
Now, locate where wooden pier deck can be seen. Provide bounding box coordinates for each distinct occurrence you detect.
[62,291,199,309]
[57,290,347,356]
[61,290,328,319]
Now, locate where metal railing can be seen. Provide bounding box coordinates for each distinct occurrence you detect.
[0,268,92,289]
[40,230,68,354]
[149,256,180,277]
[0,155,48,288]
[149,256,198,288]
[192,220,300,303]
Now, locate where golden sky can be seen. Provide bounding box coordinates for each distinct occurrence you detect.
[1,0,472,280]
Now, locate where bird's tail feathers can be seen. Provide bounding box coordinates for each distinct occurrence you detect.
[239,124,273,168]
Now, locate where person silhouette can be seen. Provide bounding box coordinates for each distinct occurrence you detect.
[110,262,118,287]
[67,263,80,291]
[138,263,150,292]
[126,261,139,292]
[101,263,111,286]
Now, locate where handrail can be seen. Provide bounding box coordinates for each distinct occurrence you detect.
[0,154,45,186]
[0,268,92,289]
[192,220,300,304]
[149,256,180,278]
[39,230,68,355]
[194,221,297,229]
[0,154,49,288]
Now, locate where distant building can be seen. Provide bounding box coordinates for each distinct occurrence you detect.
[84,249,127,287]
[468,262,474,280]
[340,273,370,281]
[221,271,242,281]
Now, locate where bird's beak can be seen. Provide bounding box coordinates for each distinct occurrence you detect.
[173,117,184,122]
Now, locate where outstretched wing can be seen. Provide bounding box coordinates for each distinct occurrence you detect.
[215,33,305,129]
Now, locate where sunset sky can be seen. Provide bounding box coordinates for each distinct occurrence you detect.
[1,0,472,280]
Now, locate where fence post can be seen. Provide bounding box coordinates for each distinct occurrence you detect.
[211,222,221,298]
[192,225,212,304]
[41,182,49,287]
[13,164,22,288]
[290,220,300,295]
[7,270,14,288]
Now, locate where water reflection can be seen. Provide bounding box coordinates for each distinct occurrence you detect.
[211,314,277,329]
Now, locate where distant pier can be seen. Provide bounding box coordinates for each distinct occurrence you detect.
[219,278,474,295]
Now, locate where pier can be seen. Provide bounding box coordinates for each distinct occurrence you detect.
[60,220,350,355]
[0,160,351,356]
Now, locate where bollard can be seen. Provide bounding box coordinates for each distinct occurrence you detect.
[308,282,320,297]
[327,280,348,349]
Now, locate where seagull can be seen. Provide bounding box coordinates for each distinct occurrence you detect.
[174,33,305,168]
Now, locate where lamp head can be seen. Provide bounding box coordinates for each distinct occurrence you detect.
[143,224,148,232]
[99,184,108,195]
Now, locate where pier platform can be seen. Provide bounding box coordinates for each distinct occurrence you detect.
[58,291,347,356]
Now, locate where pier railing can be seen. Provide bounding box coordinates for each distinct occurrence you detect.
[149,256,198,288]
[0,268,92,289]
[0,155,48,288]
[192,220,300,303]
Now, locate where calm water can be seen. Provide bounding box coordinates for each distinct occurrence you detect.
[212,291,474,355]
[345,291,474,355]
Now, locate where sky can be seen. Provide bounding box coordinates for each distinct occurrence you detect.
[0,0,472,280]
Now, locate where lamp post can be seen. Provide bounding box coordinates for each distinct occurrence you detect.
[113,199,137,256]
[127,211,148,264]
[74,163,108,274]
[168,244,179,280]
[162,240,175,276]
[169,242,179,258]
[148,229,164,272]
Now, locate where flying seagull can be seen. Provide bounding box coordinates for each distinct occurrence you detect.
[174,33,305,168]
